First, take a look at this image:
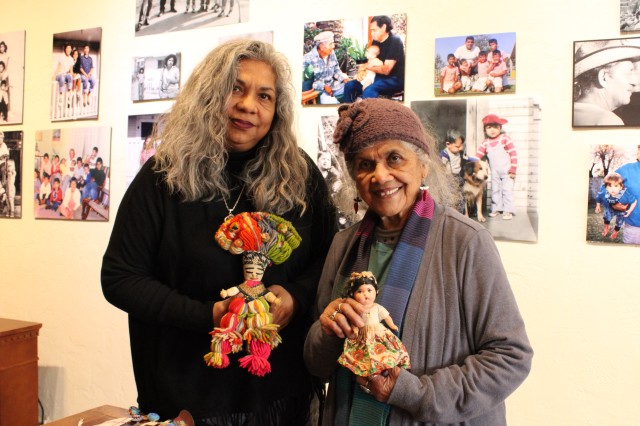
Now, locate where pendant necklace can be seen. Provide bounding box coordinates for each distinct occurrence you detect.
[223,185,245,221]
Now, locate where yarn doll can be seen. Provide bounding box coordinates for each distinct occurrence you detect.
[204,211,301,376]
[337,271,411,377]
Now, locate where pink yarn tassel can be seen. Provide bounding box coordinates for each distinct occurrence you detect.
[238,340,272,376]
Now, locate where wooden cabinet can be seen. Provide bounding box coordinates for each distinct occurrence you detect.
[0,318,42,426]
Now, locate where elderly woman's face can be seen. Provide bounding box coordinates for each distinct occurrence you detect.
[353,140,427,230]
[225,59,277,153]
[602,61,638,108]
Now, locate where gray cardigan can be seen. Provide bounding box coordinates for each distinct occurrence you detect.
[304,204,533,425]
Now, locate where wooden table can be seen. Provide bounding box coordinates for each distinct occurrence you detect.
[47,405,130,425]
[0,318,42,426]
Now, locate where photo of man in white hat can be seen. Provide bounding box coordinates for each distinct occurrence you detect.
[302,30,350,104]
[573,37,640,127]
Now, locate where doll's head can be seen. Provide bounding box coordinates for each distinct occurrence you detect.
[242,251,270,281]
[346,272,379,307]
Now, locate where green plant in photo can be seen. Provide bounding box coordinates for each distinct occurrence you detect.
[347,39,368,64]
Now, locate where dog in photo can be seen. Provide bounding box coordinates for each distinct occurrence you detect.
[462,160,490,222]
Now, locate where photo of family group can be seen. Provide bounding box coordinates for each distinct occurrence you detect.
[572,36,640,127]
[131,53,181,102]
[0,130,22,218]
[135,0,250,36]
[587,144,640,245]
[0,31,25,125]
[411,97,539,242]
[434,32,516,97]
[34,127,111,221]
[302,14,406,106]
[50,27,102,122]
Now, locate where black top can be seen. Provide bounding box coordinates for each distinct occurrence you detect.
[372,32,406,80]
[101,147,337,420]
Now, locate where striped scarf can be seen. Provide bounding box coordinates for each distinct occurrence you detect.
[334,189,435,425]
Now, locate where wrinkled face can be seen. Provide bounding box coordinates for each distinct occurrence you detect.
[485,124,502,138]
[243,262,265,281]
[602,61,638,108]
[447,138,464,154]
[370,22,387,43]
[225,59,277,153]
[318,40,335,56]
[353,140,427,230]
[606,182,623,197]
[353,284,376,307]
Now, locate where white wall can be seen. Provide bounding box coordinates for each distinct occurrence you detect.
[1,0,639,423]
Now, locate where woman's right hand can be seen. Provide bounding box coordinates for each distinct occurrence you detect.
[320,297,366,339]
[212,298,233,327]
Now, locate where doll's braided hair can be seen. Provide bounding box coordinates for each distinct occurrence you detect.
[344,271,379,298]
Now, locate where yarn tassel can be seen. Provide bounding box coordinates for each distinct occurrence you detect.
[239,340,273,376]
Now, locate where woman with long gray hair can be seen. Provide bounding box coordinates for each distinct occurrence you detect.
[102,39,337,424]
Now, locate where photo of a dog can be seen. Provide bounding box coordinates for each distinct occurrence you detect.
[462,160,490,222]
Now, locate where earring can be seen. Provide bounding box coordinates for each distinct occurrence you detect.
[353,196,362,214]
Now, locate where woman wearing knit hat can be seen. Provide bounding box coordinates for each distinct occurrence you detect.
[304,98,532,425]
[573,38,640,126]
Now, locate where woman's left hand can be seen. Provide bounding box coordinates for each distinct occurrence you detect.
[267,285,296,330]
[355,367,401,402]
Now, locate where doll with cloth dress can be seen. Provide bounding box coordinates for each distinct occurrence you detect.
[337,271,411,377]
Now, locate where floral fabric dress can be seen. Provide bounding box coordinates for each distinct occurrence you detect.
[337,303,411,377]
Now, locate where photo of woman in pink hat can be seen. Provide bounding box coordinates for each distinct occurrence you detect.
[573,37,640,127]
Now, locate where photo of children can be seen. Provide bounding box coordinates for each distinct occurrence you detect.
[135,0,250,37]
[126,114,161,186]
[587,144,640,244]
[302,14,406,106]
[0,130,22,218]
[34,127,111,221]
[412,97,539,242]
[434,32,516,97]
[50,27,101,122]
[131,53,181,102]
[0,31,25,125]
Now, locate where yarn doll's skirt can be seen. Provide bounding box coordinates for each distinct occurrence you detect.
[337,324,410,377]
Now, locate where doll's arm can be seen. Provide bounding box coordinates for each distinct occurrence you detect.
[264,291,281,306]
[383,315,399,331]
[220,286,240,299]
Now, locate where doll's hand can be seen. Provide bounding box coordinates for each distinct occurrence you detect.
[267,285,296,330]
[355,367,401,403]
[320,298,365,339]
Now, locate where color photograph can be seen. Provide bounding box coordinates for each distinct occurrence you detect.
[302,14,406,106]
[34,127,111,221]
[0,130,22,218]
[412,97,539,242]
[0,31,25,125]
[573,37,640,127]
[434,32,516,97]
[131,53,181,102]
[50,27,102,122]
[135,0,250,36]
[126,113,161,186]
[587,144,640,244]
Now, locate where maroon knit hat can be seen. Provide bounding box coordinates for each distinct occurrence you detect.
[333,99,429,159]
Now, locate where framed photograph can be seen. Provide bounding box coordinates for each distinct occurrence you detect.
[434,32,516,97]
[572,37,640,127]
[620,0,640,31]
[50,27,102,122]
[126,113,162,186]
[131,53,181,102]
[0,31,26,125]
[34,127,111,221]
[411,97,540,243]
[302,14,406,106]
[0,130,23,218]
[587,144,640,244]
[135,0,250,37]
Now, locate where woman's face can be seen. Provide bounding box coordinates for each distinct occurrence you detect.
[225,59,277,153]
[353,139,427,230]
[166,57,174,68]
[353,284,376,307]
[318,152,332,170]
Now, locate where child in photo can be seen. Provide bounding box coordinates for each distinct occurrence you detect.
[459,58,472,91]
[4,159,16,217]
[46,177,63,211]
[39,173,51,205]
[440,54,462,94]
[474,114,518,220]
[595,172,638,239]
[472,51,492,92]
[356,45,383,91]
[438,129,467,178]
[488,49,508,93]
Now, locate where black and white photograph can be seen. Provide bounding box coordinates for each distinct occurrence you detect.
[131,53,181,102]
[412,97,540,242]
[34,127,111,221]
[135,0,250,37]
[0,31,25,125]
[50,27,102,122]
[0,130,22,218]
[621,0,640,31]
[573,37,640,127]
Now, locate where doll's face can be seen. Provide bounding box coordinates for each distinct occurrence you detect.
[353,284,377,307]
[243,262,265,281]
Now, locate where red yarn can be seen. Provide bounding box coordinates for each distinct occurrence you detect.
[238,340,272,376]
